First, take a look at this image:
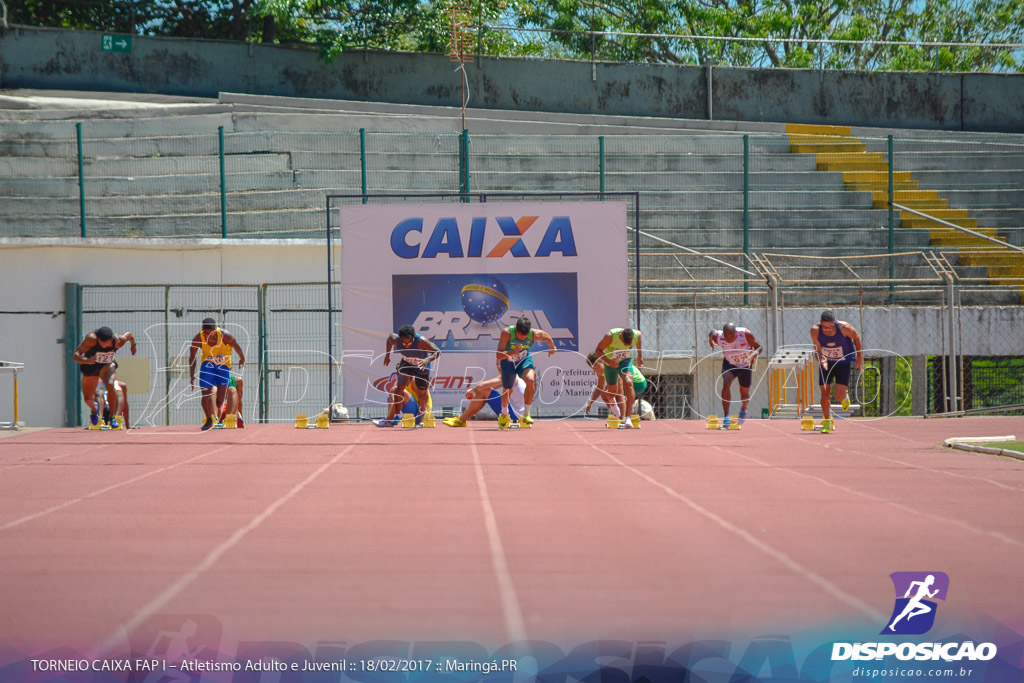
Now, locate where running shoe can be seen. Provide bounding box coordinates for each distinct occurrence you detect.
[521,414,535,425]
[442,417,466,427]
[498,413,511,429]
[90,412,99,427]
[374,418,396,427]
[738,409,747,425]
[201,416,215,431]
[722,415,731,428]
[820,419,832,434]
[841,397,850,411]
[109,417,120,430]
[237,415,245,429]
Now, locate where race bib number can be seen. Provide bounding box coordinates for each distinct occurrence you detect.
[612,349,632,360]
[94,351,116,364]
[507,350,528,363]
[820,346,845,361]
[211,354,228,365]
[720,350,753,366]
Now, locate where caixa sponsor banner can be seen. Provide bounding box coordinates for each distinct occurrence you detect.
[340,202,627,408]
[832,641,998,661]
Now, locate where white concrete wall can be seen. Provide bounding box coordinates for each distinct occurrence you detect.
[0,238,325,427]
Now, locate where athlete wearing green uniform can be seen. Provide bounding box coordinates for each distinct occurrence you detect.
[496,316,556,428]
[594,327,644,426]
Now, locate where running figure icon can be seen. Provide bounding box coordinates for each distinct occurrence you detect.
[887,574,939,633]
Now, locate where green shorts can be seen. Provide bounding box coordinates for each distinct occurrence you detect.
[603,359,634,386]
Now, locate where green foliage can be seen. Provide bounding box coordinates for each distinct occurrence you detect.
[11,0,1024,71]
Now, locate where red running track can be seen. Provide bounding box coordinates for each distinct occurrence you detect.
[0,416,1022,656]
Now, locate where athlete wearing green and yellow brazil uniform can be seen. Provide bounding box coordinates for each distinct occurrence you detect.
[496,316,556,428]
[594,327,644,426]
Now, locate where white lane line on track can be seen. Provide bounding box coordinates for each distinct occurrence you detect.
[0,433,264,531]
[96,429,369,655]
[469,427,528,643]
[686,432,1024,548]
[568,423,886,622]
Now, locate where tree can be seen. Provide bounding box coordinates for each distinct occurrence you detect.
[509,0,1024,70]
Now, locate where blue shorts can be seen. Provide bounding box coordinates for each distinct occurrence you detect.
[500,356,535,389]
[199,362,231,388]
[485,390,519,422]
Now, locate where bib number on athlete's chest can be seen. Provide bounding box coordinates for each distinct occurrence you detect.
[821,346,844,360]
[94,351,116,364]
[508,350,528,363]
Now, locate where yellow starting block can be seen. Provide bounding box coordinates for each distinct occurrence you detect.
[801,417,835,432]
[630,414,641,429]
[296,413,330,429]
[607,415,621,429]
[422,413,436,428]
[401,413,417,428]
[88,420,123,431]
[222,414,238,429]
[706,415,740,430]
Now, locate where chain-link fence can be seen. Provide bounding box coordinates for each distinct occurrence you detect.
[67,267,1020,425]
[75,283,335,427]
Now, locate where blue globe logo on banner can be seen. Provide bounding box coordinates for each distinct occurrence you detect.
[461,276,510,324]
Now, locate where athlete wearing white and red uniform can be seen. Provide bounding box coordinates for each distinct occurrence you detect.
[708,322,762,426]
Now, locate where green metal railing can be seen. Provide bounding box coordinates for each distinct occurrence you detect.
[3,124,1021,250]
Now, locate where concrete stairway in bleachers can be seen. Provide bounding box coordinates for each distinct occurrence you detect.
[785,123,1024,303]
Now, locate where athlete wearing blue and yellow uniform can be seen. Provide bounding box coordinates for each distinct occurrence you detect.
[594,327,644,427]
[373,370,434,427]
[189,318,246,431]
[378,325,441,427]
[811,309,863,433]
[496,316,556,429]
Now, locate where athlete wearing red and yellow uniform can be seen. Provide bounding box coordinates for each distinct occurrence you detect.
[189,318,246,431]
[708,322,762,426]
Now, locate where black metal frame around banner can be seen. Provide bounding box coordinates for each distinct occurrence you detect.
[324,191,642,408]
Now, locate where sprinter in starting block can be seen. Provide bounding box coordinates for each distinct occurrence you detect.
[74,326,136,430]
[373,371,434,427]
[91,361,130,430]
[442,375,527,429]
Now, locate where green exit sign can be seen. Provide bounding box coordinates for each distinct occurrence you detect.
[101,34,132,53]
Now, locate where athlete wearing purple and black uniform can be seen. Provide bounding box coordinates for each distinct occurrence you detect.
[73,326,137,429]
[380,325,440,426]
[811,309,863,432]
[709,322,762,426]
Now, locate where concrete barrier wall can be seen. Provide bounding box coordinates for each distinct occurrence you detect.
[1,26,1022,132]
